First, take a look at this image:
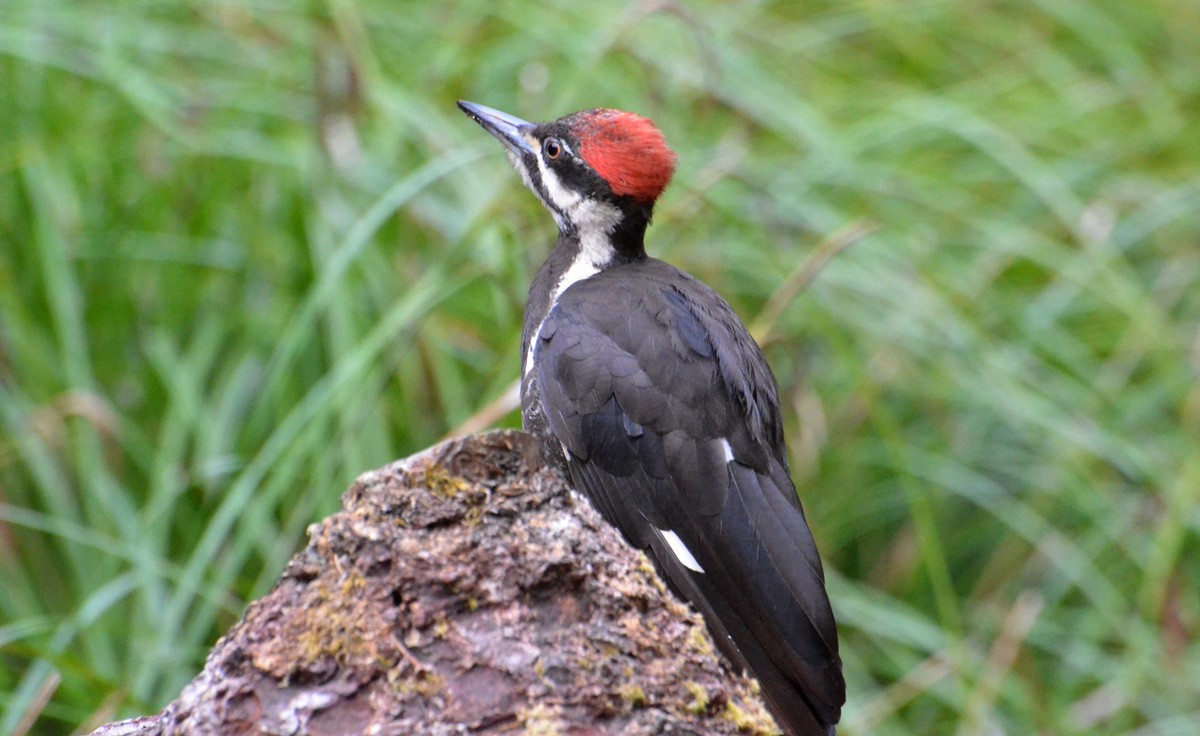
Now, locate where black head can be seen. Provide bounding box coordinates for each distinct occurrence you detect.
[458,101,677,237]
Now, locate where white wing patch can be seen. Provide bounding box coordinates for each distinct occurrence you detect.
[658,528,705,574]
[720,438,735,463]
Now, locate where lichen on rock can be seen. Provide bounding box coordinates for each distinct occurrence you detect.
[88,430,779,735]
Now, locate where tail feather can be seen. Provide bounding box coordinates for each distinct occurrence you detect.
[647,527,838,736]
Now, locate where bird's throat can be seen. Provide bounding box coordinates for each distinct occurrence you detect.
[521,209,651,378]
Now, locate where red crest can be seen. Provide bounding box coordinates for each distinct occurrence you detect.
[569,109,677,205]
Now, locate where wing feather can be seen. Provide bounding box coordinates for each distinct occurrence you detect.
[529,259,844,734]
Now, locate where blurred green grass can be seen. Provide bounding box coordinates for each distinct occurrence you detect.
[2,0,1198,733]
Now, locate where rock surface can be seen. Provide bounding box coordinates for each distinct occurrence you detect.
[88,430,779,735]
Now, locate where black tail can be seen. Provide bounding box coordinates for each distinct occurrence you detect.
[658,549,837,735]
[640,454,845,736]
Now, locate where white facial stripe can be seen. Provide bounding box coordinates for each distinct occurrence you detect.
[521,149,622,376]
[505,145,568,229]
[536,154,583,215]
[658,528,705,574]
[533,153,622,299]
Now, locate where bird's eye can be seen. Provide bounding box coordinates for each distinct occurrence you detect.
[543,138,562,159]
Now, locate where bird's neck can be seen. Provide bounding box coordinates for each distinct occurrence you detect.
[522,210,648,364]
[540,208,648,302]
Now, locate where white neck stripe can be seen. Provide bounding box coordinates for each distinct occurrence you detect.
[533,157,621,300]
[521,154,623,376]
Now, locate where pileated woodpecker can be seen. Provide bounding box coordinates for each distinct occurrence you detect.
[458,101,845,735]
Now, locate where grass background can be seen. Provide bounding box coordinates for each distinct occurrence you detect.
[2,0,1199,733]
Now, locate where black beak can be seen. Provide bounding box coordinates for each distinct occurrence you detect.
[457,100,536,157]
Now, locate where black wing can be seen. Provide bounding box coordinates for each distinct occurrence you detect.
[532,259,845,735]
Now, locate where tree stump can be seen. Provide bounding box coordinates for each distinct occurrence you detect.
[87,430,779,735]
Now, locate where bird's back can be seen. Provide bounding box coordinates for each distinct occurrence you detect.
[522,258,845,734]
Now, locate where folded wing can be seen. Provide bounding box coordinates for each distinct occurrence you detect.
[533,260,845,734]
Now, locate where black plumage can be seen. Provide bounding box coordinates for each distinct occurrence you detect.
[530,261,844,734]
[458,100,845,735]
